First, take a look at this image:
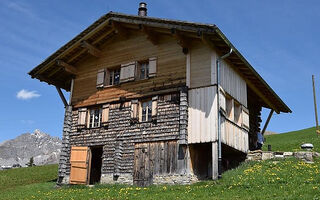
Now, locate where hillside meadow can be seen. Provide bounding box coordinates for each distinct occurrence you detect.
[1,127,320,200]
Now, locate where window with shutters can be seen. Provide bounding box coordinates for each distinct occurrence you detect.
[136,57,157,80]
[88,108,102,128]
[137,61,149,80]
[108,68,120,86]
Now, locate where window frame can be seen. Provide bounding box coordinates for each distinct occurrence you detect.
[88,107,102,128]
[137,60,150,80]
[233,100,242,126]
[107,66,121,87]
[225,94,234,121]
[139,99,152,122]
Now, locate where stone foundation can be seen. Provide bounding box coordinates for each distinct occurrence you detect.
[60,175,70,185]
[100,173,133,185]
[246,150,320,163]
[153,174,198,185]
[100,173,199,185]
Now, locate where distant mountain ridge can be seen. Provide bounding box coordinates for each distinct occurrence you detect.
[0,130,61,167]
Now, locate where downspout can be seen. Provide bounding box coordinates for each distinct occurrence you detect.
[217,48,233,179]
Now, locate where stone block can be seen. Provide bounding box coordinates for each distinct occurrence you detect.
[294,151,313,162]
[262,152,274,160]
[283,152,293,157]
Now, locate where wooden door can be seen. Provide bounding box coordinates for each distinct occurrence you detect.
[133,143,151,186]
[133,141,178,186]
[69,146,91,184]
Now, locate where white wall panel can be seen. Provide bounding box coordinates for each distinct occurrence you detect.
[188,86,217,144]
[220,60,247,107]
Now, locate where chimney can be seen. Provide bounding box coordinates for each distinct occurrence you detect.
[138,2,147,16]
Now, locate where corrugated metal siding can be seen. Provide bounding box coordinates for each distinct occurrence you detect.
[188,86,217,143]
[220,60,247,107]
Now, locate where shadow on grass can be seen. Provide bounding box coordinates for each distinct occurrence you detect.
[48,178,57,183]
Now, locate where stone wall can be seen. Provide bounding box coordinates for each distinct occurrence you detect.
[153,174,198,185]
[246,150,320,163]
[57,105,72,185]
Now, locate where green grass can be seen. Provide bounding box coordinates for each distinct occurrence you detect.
[263,127,320,152]
[1,158,320,200]
[2,127,320,199]
[0,164,57,191]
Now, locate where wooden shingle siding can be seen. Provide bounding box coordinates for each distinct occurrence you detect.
[72,33,186,108]
[190,42,212,88]
[68,92,182,176]
[188,86,217,143]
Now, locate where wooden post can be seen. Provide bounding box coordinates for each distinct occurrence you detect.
[212,141,218,180]
[261,109,274,135]
[312,75,319,135]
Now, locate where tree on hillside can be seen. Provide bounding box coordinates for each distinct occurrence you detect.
[28,157,34,167]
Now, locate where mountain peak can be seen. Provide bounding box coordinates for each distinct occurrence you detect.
[31,129,47,138]
[0,130,62,167]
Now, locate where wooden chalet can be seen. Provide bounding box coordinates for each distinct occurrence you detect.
[29,3,291,186]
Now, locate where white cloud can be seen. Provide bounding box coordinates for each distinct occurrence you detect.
[16,89,40,100]
[7,2,36,18]
[21,120,35,125]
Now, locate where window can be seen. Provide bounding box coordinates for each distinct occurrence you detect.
[108,68,120,86]
[226,95,233,120]
[141,100,152,122]
[138,61,149,80]
[89,108,102,128]
[234,101,242,125]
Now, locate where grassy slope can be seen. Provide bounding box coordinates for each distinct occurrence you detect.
[2,127,320,199]
[262,127,320,152]
[1,159,320,200]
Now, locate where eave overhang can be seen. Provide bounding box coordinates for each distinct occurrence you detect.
[28,12,291,113]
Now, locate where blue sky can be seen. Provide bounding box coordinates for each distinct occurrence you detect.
[0,0,319,141]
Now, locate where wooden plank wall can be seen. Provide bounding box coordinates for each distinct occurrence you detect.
[133,141,177,186]
[220,60,247,107]
[72,32,186,107]
[220,117,249,153]
[190,42,212,88]
[188,86,217,144]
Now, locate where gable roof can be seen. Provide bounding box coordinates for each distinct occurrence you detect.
[28,12,291,113]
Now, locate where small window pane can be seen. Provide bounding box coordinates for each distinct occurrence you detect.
[140,64,146,79]
[141,100,152,122]
[114,69,120,85]
[109,71,114,85]
[89,108,102,128]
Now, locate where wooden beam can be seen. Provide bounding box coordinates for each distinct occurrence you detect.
[112,21,128,38]
[56,60,77,75]
[261,109,274,135]
[140,25,158,45]
[56,86,69,107]
[312,75,319,135]
[34,19,113,76]
[172,29,190,49]
[47,66,63,78]
[80,41,102,58]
